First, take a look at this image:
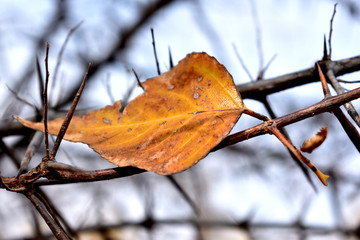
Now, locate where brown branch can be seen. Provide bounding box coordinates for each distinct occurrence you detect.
[238,55,360,100]
[215,86,360,150]
[35,165,146,186]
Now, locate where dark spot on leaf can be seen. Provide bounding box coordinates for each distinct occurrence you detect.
[103,118,112,124]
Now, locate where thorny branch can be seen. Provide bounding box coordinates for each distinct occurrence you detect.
[1,2,360,239]
[1,79,360,190]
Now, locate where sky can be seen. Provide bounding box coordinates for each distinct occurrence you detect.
[1,0,360,239]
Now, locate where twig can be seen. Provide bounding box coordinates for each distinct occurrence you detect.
[256,95,315,190]
[0,138,20,169]
[52,21,83,91]
[258,54,277,80]
[17,131,44,177]
[25,191,72,240]
[317,63,360,152]
[233,44,254,81]
[328,3,338,59]
[35,188,77,238]
[132,68,145,92]
[50,63,91,158]
[166,175,199,214]
[104,73,115,103]
[332,109,360,153]
[326,65,360,127]
[269,126,329,186]
[151,28,161,75]
[5,84,36,109]
[44,42,50,158]
[36,56,44,107]
[338,79,360,83]
[249,0,264,75]
[237,55,360,100]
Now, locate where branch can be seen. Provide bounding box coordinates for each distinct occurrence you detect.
[25,190,71,240]
[215,86,360,150]
[238,55,360,100]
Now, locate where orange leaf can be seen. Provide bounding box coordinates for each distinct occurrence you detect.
[15,52,246,174]
[300,126,328,153]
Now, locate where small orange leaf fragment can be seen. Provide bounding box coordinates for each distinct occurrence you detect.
[15,52,246,175]
[300,126,328,153]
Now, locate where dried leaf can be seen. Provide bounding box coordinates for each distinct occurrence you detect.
[15,52,246,174]
[300,126,328,153]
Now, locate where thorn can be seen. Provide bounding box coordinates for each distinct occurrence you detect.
[132,68,145,92]
[151,28,161,75]
[168,46,174,69]
[316,62,331,97]
[323,34,328,60]
[243,108,269,121]
[50,63,91,158]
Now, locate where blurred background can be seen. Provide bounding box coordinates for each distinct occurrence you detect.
[1,0,360,239]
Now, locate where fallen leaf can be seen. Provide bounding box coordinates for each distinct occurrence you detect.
[300,126,328,153]
[15,52,246,174]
